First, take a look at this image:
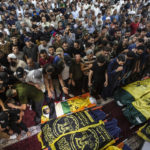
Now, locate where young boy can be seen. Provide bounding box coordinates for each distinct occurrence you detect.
[102,54,126,99]
[88,55,108,103]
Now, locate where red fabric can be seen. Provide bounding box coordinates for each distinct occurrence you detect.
[130,22,139,35]
[22,108,36,127]
[39,56,54,67]
[4,134,41,150]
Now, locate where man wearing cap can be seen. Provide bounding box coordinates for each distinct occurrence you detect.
[6,83,44,124]
[23,38,38,62]
[7,53,26,72]
[53,47,69,64]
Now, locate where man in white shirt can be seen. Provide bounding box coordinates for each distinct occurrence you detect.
[38,37,51,54]
[71,6,79,19]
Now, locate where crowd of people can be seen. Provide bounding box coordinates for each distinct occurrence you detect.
[0,0,150,141]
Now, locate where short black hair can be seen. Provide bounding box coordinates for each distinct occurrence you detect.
[40,49,47,54]
[43,64,55,74]
[48,46,54,49]
[127,51,136,58]
[117,54,126,62]
[97,55,106,63]
[138,38,144,43]
[137,45,145,51]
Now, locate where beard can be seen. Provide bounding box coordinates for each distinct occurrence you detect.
[10,61,17,67]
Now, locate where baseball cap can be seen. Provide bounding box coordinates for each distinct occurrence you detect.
[8,53,17,59]
[6,89,14,97]
[56,47,63,55]
[16,67,24,78]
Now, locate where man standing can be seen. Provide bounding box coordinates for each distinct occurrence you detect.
[102,54,126,99]
[88,55,108,101]
[23,38,38,62]
[69,54,83,95]
[130,15,140,35]
[6,83,44,124]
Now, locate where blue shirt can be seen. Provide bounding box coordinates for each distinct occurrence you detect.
[107,58,125,82]
[53,53,69,64]
[128,43,136,51]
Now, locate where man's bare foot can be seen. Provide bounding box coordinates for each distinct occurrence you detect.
[27,131,31,137]
[17,134,21,140]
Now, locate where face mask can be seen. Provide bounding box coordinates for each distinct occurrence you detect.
[10,61,16,67]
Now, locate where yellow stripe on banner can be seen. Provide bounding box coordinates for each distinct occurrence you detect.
[100,140,116,150]
[105,145,122,150]
[132,92,150,120]
[50,121,104,149]
[122,78,150,100]
[137,124,150,142]
[50,120,115,150]
[37,131,46,149]
[84,110,94,122]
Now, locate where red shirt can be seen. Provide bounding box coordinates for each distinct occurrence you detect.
[130,22,139,35]
[39,56,54,67]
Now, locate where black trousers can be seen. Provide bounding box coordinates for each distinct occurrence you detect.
[82,75,89,92]
[71,78,83,96]
[10,121,28,134]
[90,81,104,98]
[33,99,44,123]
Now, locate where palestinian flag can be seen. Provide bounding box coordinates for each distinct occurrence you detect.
[114,78,150,125]
[55,93,97,117]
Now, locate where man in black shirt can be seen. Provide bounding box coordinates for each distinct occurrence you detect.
[23,38,38,62]
[88,55,108,101]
